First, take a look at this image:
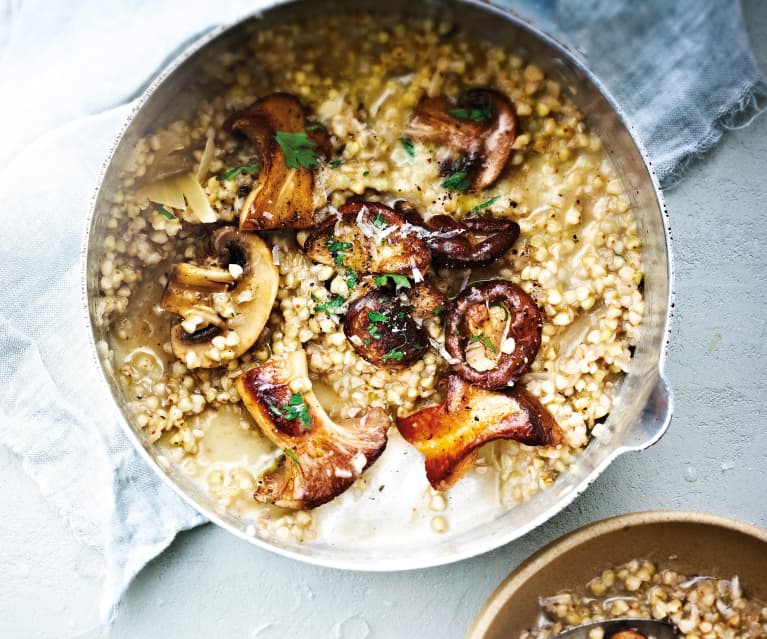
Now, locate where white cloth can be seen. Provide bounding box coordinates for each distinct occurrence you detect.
[0,0,764,626]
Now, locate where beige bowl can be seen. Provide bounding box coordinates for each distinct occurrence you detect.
[467,511,767,639]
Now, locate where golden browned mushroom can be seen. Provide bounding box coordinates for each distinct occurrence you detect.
[225,93,318,231]
[397,375,562,489]
[406,88,518,191]
[610,632,648,639]
[303,201,432,275]
[160,226,278,369]
[235,351,390,509]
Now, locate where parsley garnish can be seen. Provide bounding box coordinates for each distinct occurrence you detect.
[270,394,311,428]
[383,347,405,362]
[362,170,369,177]
[373,273,412,288]
[346,270,357,289]
[314,295,345,314]
[372,213,388,229]
[448,96,493,123]
[441,171,471,191]
[284,448,301,465]
[330,160,343,169]
[368,311,388,323]
[400,137,415,157]
[275,131,318,169]
[469,333,497,353]
[156,205,176,220]
[216,164,260,181]
[368,325,382,340]
[433,304,445,316]
[471,195,501,212]
[327,237,354,265]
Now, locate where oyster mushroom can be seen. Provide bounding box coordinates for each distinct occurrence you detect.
[344,289,427,367]
[303,201,431,275]
[406,88,518,191]
[225,93,318,231]
[160,226,278,368]
[235,350,389,509]
[444,279,541,389]
[396,202,520,269]
[397,374,562,489]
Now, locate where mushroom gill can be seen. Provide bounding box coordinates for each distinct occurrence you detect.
[235,350,390,509]
[160,226,278,368]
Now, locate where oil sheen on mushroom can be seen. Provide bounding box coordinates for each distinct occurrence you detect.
[397,374,562,489]
[235,351,389,509]
[303,201,431,275]
[406,88,518,191]
[225,92,318,230]
[344,290,427,367]
[444,279,542,389]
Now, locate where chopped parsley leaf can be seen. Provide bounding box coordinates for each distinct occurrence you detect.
[275,131,318,169]
[433,304,445,316]
[471,195,501,212]
[330,159,343,169]
[346,270,357,289]
[448,97,493,123]
[284,448,301,465]
[368,311,388,323]
[315,295,346,314]
[156,205,176,220]
[373,273,411,288]
[327,237,353,266]
[368,325,382,340]
[372,213,388,229]
[216,164,260,181]
[270,394,311,428]
[441,170,471,191]
[383,347,405,362]
[469,333,497,353]
[362,170,369,177]
[400,137,415,157]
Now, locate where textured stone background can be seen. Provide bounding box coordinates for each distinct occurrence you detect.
[0,2,765,637]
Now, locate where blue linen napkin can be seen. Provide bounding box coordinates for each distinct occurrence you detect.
[0,0,763,624]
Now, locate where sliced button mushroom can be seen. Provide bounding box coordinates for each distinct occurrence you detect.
[344,290,427,367]
[396,202,520,269]
[445,280,542,389]
[235,350,389,509]
[225,93,317,231]
[303,201,431,275]
[397,374,562,489]
[406,88,518,191]
[160,226,278,368]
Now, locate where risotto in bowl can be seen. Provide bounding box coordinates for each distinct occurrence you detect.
[83,0,673,567]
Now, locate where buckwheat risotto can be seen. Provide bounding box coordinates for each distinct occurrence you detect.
[94,14,643,541]
[522,560,767,639]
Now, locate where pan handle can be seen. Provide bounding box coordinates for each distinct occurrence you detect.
[621,373,674,451]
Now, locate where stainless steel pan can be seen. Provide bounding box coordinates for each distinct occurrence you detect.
[82,0,674,570]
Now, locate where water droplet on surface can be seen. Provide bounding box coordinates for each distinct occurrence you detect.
[683,465,698,482]
[335,615,370,639]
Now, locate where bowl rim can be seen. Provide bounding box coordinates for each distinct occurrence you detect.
[80,0,675,571]
[466,510,767,638]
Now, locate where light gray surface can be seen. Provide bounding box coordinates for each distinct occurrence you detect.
[1,2,766,638]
